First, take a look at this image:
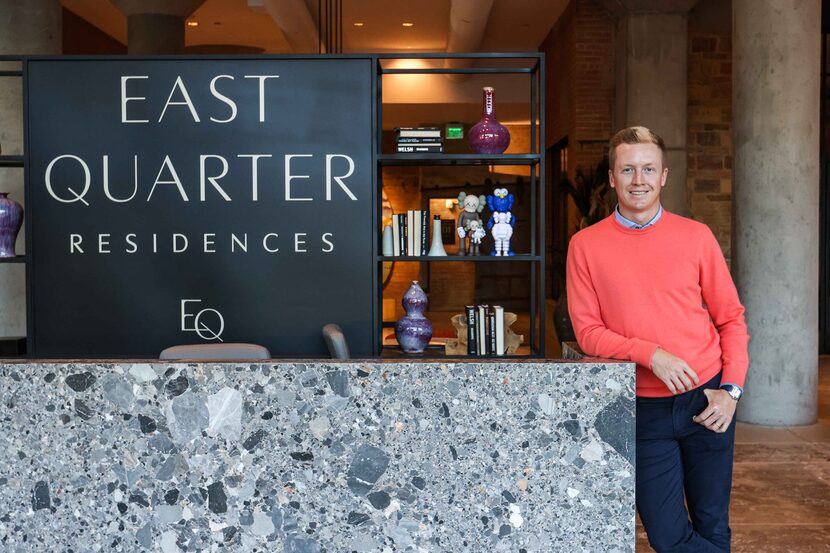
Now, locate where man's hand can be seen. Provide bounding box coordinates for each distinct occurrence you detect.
[693,389,736,433]
[650,347,700,394]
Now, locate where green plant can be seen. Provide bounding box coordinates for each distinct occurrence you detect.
[562,156,613,230]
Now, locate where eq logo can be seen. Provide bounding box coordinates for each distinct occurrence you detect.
[180,299,225,341]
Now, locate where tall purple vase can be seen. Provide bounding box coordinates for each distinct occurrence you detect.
[468,87,510,154]
[395,281,433,353]
[0,193,23,258]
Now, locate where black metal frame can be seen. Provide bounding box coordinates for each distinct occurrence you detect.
[375,52,546,358]
[0,53,544,359]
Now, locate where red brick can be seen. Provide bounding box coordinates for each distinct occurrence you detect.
[695,179,720,193]
[691,37,717,53]
[697,155,724,170]
[696,132,721,146]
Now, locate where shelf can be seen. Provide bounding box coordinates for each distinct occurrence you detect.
[378,254,540,262]
[0,156,23,168]
[0,255,25,263]
[378,154,540,166]
[380,344,538,359]
[383,68,534,75]
[374,52,545,358]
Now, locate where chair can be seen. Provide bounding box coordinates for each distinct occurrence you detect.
[159,343,271,360]
[322,324,350,360]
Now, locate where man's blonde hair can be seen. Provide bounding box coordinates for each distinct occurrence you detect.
[608,126,666,168]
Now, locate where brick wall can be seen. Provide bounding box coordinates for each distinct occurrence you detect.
[542,0,614,173]
[539,0,615,302]
[570,0,615,176]
[687,32,733,262]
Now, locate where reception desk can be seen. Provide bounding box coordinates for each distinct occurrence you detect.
[0,359,634,552]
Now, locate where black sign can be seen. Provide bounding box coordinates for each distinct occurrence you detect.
[26,58,373,357]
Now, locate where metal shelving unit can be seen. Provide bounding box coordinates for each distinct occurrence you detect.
[373,53,545,358]
[0,60,27,355]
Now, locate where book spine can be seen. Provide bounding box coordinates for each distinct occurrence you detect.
[407,210,414,255]
[399,214,406,255]
[478,305,487,356]
[466,305,477,355]
[396,137,444,143]
[392,215,400,257]
[396,145,444,153]
[395,126,441,131]
[420,209,428,255]
[488,307,497,355]
[413,210,421,256]
[494,305,505,356]
[396,133,442,139]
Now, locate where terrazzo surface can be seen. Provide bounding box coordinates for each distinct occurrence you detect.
[0,361,635,552]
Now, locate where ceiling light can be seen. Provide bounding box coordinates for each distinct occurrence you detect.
[402,22,414,27]
[353,22,364,27]
[186,20,199,27]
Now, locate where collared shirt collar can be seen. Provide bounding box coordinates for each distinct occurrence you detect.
[615,204,663,229]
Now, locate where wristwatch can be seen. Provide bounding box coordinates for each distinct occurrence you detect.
[720,384,743,401]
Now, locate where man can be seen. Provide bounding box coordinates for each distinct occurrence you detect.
[566,126,749,553]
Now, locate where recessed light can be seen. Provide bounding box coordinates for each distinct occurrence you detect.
[402,22,414,27]
[353,22,364,27]
[186,20,199,27]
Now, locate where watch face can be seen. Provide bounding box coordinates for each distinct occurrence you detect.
[723,386,741,400]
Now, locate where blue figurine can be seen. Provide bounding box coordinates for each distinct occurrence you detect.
[486,187,515,256]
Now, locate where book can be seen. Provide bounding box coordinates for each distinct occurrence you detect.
[413,210,421,256]
[396,136,445,144]
[395,127,441,138]
[494,305,505,355]
[399,213,407,255]
[477,305,487,355]
[420,209,429,255]
[466,305,477,355]
[488,307,497,355]
[407,210,414,255]
[392,214,400,256]
[396,144,444,153]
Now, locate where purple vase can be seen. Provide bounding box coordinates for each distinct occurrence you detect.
[468,87,510,154]
[395,281,433,353]
[0,193,23,258]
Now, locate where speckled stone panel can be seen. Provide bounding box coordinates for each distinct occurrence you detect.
[0,361,635,552]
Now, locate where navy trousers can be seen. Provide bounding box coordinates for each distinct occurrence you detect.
[636,373,735,553]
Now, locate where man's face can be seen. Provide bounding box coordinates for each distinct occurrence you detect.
[609,142,668,221]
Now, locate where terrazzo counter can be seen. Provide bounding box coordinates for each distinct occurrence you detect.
[0,360,635,552]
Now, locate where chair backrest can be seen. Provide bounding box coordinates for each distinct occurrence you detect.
[322,324,350,360]
[159,343,271,360]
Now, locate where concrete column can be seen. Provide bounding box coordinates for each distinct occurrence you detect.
[111,0,205,54]
[733,0,820,425]
[0,0,61,338]
[607,0,697,216]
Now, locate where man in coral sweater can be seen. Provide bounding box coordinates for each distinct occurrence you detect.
[566,126,749,553]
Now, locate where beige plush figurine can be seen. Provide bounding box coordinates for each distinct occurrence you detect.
[456,192,487,256]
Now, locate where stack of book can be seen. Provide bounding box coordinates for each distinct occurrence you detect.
[391,210,429,256]
[395,127,443,153]
[465,304,506,356]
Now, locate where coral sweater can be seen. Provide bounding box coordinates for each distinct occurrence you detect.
[566,211,749,397]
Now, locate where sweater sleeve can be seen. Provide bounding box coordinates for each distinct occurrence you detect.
[699,228,750,387]
[566,234,659,367]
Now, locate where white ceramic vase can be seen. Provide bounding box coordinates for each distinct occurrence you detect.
[382,225,394,256]
[428,217,447,256]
